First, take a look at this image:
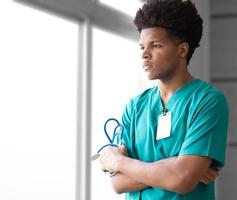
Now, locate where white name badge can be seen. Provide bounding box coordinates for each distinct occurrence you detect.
[156,112,172,140]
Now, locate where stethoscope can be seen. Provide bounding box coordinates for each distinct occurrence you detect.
[90,118,124,161]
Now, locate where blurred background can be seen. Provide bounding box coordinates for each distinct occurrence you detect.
[0,0,236,200]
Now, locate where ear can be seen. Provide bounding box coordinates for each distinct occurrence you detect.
[178,42,189,59]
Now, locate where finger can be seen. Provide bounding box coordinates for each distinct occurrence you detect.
[100,164,106,172]
[100,146,113,154]
[201,172,216,184]
[200,177,209,185]
[204,174,214,182]
[204,171,216,181]
[200,172,214,184]
[205,169,220,180]
[207,168,220,177]
[119,144,128,155]
[99,154,105,165]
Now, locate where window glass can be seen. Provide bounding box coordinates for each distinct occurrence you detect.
[91,27,154,200]
[0,2,78,200]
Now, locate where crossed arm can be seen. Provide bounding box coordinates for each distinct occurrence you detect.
[99,145,220,195]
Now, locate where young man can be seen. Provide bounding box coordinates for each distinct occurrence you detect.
[99,0,229,199]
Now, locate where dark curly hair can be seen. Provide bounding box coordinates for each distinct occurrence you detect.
[134,0,203,65]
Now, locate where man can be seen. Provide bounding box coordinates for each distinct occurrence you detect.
[99,0,229,199]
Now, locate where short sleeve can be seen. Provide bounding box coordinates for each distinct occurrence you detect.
[121,99,133,150]
[115,98,134,157]
[179,92,229,168]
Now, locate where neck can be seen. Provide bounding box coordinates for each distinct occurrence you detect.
[158,72,194,104]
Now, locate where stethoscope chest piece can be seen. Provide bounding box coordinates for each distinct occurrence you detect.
[90,153,100,161]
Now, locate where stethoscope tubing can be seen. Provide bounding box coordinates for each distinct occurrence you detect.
[97,118,124,153]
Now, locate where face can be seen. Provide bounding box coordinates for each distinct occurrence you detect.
[139,27,187,81]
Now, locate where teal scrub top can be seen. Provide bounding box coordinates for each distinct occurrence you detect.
[120,79,229,200]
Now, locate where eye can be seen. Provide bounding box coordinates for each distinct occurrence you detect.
[153,43,162,48]
[140,46,144,50]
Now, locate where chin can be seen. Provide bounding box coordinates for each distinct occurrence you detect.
[147,76,158,81]
[146,73,159,80]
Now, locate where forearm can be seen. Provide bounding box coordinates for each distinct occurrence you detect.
[117,157,180,191]
[116,156,203,194]
[110,172,149,194]
[100,147,212,194]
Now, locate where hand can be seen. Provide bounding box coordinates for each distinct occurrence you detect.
[119,144,128,156]
[199,168,220,185]
[99,146,124,173]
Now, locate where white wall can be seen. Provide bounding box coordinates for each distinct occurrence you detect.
[189,0,210,82]
[210,0,237,199]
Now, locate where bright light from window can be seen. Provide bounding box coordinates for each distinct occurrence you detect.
[0,2,78,200]
[100,0,143,17]
[91,26,154,200]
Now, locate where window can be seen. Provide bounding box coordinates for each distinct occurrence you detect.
[90,26,153,200]
[0,2,78,200]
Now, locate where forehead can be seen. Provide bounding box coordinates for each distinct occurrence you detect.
[139,27,170,44]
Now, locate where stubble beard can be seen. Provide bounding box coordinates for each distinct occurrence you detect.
[148,64,179,81]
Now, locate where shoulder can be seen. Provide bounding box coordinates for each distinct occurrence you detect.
[121,87,156,121]
[129,86,157,108]
[190,79,229,112]
[192,80,227,101]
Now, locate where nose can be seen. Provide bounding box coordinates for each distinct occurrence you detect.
[142,48,151,60]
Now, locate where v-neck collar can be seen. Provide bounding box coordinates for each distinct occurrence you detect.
[157,79,199,109]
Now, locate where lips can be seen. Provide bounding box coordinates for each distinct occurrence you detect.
[143,61,153,70]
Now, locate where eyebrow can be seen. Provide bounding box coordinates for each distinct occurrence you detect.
[139,40,161,46]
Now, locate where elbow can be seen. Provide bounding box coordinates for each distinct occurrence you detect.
[177,183,196,195]
[170,173,198,195]
[114,189,124,194]
[112,186,124,194]
[110,177,125,194]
